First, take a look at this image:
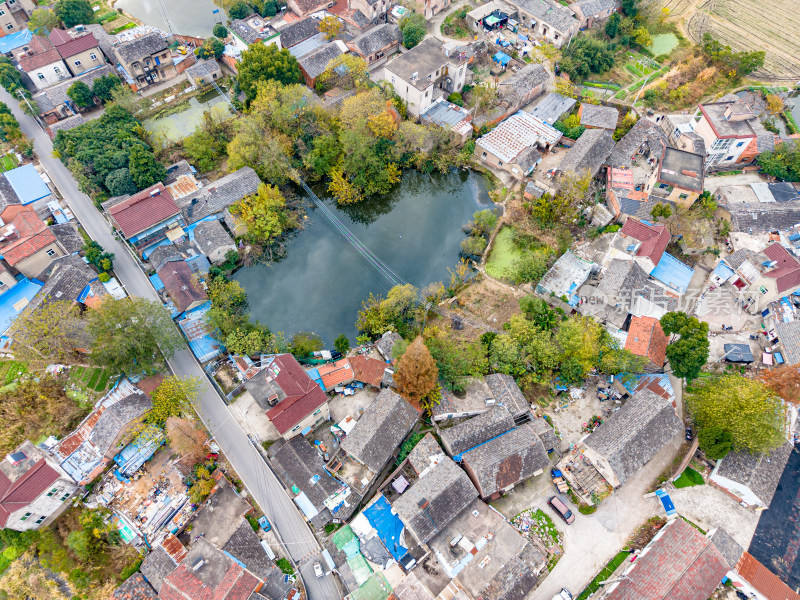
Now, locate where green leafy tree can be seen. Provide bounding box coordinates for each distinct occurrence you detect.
[128,144,167,190]
[228,0,254,19]
[229,183,293,244]
[605,12,620,37]
[147,376,201,425]
[650,202,672,220]
[356,284,419,338]
[67,81,94,108]
[225,327,272,356]
[560,36,615,80]
[424,327,488,393]
[27,8,60,33]
[8,301,85,367]
[697,426,734,460]
[83,240,114,272]
[399,12,426,49]
[189,466,217,503]
[660,311,710,380]
[207,277,248,313]
[237,43,302,103]
[87,297,183,374]
[55,0,94,28]
[334,334,350,354]
[104,167,137,197]
[469,209,498,236]
[490,315,559,381]
[92,75,122,103]
[461,235,487,256]
[621,0,637,16]
[198,37,225,60]
[0,61,24,94]
[290,331,324,357]
[687,374,786,455]
[213,23,228,38]
[519,296,565,330]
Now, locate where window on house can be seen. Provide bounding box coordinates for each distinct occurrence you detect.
[499,161,503,166]
[19,512,31,522]
[90,53,97,60]
[678,193,689,200]
[46,249,56,257]
[313,408,321,416]
[0,10,6,15]
[482,151,487,157]
[291,425,300,432]
[59,492,70,502]
[74,60,81,66]
[725,155,734,161]
[759,286,768,294]
[6,23,14,29]
[46,488,59,497]
[34,515,46,525]
[37,73,44,80]
[0,281,6,288]
[736,141,745,147]
[8,1,15,5]
[54,66,60,73]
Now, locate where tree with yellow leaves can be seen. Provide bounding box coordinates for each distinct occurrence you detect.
[147,375,201,425]
[328,167,362,205]
[230,182,295,244]
[318,15,342,39]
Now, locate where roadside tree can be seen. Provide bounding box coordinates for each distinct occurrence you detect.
[147,376,202,425]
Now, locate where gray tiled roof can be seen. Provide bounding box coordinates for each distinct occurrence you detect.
[527,92,576,125]
[529,416,558,452]
[481,543,546,600]
[440,406,515,457]
[140,545,176,593]
[606,119,667,168]
[50,222,84,254]
[350,23,401,57]
[516,146,541,172]
[725,204,800,234]
[271,436,345,514]
[84,24,115,62]
[580,103,619,129]
[573,0,620,17]
[115,32,168,64]
[557,127,615,177]
[514,0,578,32]
[484,374,531,419]
[340,389,418,472]
[26,263,96,313]
[221,520,273,579]
[186,59,221,79]
[461,425,550,497]
[716,442,792,506]
[299,42,344,80]
[777,320,800,366]
[723,248,753,270]
[179,167,261,224]
[392,458,478,543]
[48,114,86,134]
[375,330,402,360]
[280,17,321,48]
[147,244,182,271]
[593,258,678,313]
[90,392,151,454]
[406,432,446,474]
[709,528,743,570]
[193,218,234,256]
[229,19,263,45]
[112,572,158,599]
[585,388,681,485]
[0,170,20,212]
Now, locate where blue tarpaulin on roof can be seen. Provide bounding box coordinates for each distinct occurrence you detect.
[651,253,695,295]
[114,425,165,477]
[363,495,408,562]
[0,29,31,54]
[493,51,511,65]
[149,273,164,291]
[0,278,41,334]
[178,302,223,363]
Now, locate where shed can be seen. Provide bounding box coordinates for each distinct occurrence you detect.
[4,164,51,206]
[493,51,511,66]
[723,343,754,363]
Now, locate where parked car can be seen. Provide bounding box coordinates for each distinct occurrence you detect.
[313,561,324,578]
[552,589,573,600]
[257,516,271,532]
[548,495,575,525]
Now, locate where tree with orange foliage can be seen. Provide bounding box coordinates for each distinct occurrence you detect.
[394,336,440,413]
[760,365,800,404]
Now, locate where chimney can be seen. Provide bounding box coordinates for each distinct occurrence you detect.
[681,169,697,177]
[723,105,733,121]
[417,497,429,509]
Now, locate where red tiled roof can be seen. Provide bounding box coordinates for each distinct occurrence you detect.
[53,32,99,59]
[625,316,667,367]
[160,561,259,600]
[349,355,388,388]
[157,260,208,313]
[18,35,64,72]
[265,354,329,434]
[48,28,72,46]
[763,243,800,293]
[0,459,61,527]
[736,552,800,600]
[620,218,670,266]
[161,533,188,564]
[0,205,58,266]
[108,183,180,239]
[605,519,729,600]
[318,358,354,390]
[112,572,159,600]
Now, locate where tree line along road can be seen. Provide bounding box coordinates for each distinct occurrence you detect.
[0,88,342,600]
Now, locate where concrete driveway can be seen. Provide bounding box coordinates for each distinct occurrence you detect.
[529,431,684,600]
[704,172,766,193]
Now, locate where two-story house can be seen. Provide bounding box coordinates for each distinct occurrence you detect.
[0,205,65,278]
[647,145,705,208]
[0,441,78,531]
[49,27,105,77]
[510,0,579,48]
[384,37,470,117]
[114,32,177,91]
[15,35,70,90]
[347,23,401,66]
[0,0,37,37]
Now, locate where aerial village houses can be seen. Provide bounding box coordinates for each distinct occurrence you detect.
[243,353,330,439]
[709,441,793,508]
[287,0,335,18]
[32,64,117,123]
[472,62,549,128]
[14,35,70,90]
[298,41,347,88]
[578,103,619,131]
[475,111,561,179]
[622,315,668,372]
[650,146,705,207]
[0,205,65,278]
[346,23,401,66]
[229,14,281,52]
[555,127,616,181]
[0,0,36,35]
[569,0,620,27]
[156,259,208,315]
[509,0,579,48]
[114,32,177,91]
[185,59,222,87]
[104,183,184,254]
[0,441,79,531]
[48,27,104,77]
[383,37,471,117]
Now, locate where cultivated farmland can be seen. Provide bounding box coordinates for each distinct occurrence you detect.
[642,0,800,80]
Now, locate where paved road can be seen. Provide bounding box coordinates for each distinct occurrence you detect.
[0,90,341,600]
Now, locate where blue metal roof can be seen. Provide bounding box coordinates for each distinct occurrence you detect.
[149,273,164,291]
[0,278,42,334]
[114,425,165,477]
[650,252,695,295]
[177,302,223,363]
[712,261,735,281]
[5,164,50,205]
[0,29,31,54]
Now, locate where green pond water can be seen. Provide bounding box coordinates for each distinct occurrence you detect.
[650,33,679,56]
[144,90,233,144]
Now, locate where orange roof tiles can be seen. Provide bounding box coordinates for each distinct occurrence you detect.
[318,358,354,390]
[625,316,667,368]
[0,206,58,266]
[349,355,387,388]
[736,552,800,600]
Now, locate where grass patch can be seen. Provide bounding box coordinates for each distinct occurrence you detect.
[276,557,295,575]
[110,22,137,34]
[87,369,102,389]
[245,514,260,532]
[3,361,27,384]
[614,89,628,99]
[576,551,630,600]
[0,154,17,172]
[324,522,342,534]
[674,467,705,488]
[680,515,707,534]
[94,369,111,391]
